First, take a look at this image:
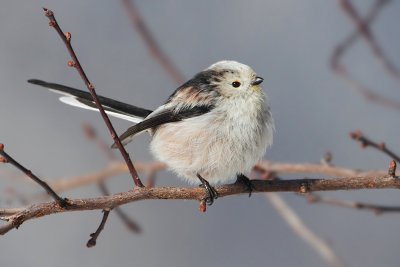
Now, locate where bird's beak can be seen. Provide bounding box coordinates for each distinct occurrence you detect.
[252,76,264,86]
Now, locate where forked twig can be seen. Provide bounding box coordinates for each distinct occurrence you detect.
[350,130,400,163]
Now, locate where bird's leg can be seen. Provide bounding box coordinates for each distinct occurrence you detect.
[197,174,218,205]
[235,174,254,197]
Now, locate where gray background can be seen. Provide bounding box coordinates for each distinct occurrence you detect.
[1,1,400,266]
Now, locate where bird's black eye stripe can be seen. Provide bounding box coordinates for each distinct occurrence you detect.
[232,81,241,88]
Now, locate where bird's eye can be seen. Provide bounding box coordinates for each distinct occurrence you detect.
[232,81,241,88]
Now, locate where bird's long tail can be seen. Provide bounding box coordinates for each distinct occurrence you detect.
[27,79,153,123]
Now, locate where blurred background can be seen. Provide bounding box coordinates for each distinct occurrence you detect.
[1,1,400,266]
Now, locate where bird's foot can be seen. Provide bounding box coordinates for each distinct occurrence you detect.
[197,174,218,206]
[235,174,254,197]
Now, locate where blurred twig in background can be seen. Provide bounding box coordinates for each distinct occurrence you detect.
[332,0,400,110]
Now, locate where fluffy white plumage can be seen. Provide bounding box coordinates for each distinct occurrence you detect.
[149,60,274,184]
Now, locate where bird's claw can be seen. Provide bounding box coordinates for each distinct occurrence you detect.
[235,174,254,197]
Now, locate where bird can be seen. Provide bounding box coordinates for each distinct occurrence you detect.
[28,60,274,205]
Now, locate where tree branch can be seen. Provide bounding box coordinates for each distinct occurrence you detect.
[42,8,143,187]
[0,144,67,206]
[1,170,399,235]
[350,130,400,163]
[86,208,111,247]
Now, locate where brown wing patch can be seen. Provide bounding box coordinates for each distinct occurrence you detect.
[169,86,217,107]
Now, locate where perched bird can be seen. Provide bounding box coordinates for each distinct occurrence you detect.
[28,60,274,205]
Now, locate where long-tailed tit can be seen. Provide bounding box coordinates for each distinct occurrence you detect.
[28,60,274,205]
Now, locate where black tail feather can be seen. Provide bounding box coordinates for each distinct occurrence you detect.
[27,79,153,118]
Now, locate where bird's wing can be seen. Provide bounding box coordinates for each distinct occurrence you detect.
[112,105,213,148]
[28,79,153,123]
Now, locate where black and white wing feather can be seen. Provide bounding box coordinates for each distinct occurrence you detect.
[112,105,213,147]
[28,79,152,123]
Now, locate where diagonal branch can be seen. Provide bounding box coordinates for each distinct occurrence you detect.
[350,130,400,163]
[0,144,67,207]
[42,8,143,187]
[266,193,345,267]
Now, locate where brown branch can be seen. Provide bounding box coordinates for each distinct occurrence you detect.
[257,160,400,216]
[121,0,185,84]
[350,130,400,163]
[42,8,143,187]
[332,0,400,110]
[1,171,400,235]
[11,160,379,197]
[0,144,67,207]
[86,208,111,247]
[24,160,382,196]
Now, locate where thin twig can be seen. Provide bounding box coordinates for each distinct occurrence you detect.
[43,8,143,187]
[306,193,400,215]
[83,123,141,233]
[332,0,400,110]
[350,130,400,163]
[1,169,400,235]
[98,182,141,233]
[121,0,185,84]
[266,193,345,267]
[0,144,67,207]
[86,208,111,247]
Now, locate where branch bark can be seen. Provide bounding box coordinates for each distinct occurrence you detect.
[1,173,400,235]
